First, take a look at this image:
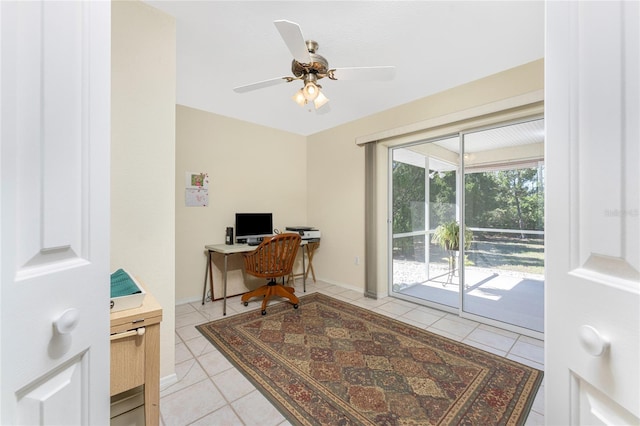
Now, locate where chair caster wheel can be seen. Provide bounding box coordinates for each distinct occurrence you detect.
[261,310,267,315]
[244,302,248,306]
[293,304,298,309]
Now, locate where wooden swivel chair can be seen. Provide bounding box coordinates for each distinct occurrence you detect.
[241,233,301,315]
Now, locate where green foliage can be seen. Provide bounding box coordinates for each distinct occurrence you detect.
[392,162,425,234]
[431,221,473,251]
[464,173,500,227]
[392,160,545,236]
[469,168,544,232]
[429,171,456,227]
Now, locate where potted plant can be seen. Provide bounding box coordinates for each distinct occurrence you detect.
[431,221,473,280]
[431,220,473,251]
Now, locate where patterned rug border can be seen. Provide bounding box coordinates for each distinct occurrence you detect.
[196,292,543,426]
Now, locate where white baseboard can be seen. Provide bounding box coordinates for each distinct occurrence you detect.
[314,278,388,299]
[175,295,202,306]
[313,278,364,294]
[177,279,370,306]
[160,373,178,389]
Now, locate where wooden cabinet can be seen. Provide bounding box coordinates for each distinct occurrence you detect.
[110,288,162,425]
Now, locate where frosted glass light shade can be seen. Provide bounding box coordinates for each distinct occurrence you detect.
[292,89,306,106]
[302,82,319,101]
[313,91,329,109]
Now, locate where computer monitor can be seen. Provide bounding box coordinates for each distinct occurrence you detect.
[235,213,273,244]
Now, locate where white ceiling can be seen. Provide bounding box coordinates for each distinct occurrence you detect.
[394,118,545,171]
[145,1,544,136]
[437,118,545,153]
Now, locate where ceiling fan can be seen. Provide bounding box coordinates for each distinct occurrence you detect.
[233,20,396,110]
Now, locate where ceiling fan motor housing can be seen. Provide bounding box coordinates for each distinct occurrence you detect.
[291,40,329,79]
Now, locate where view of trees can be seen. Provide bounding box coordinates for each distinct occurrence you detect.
[466,167,544,233]
[392,161,545,235]
[392,162,425,234]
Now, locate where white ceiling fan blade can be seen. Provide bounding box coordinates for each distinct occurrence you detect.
[329,66,396,81]
[274,20,311,64]
[233,77,291,93]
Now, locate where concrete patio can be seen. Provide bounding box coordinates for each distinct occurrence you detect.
[393,259,544,332]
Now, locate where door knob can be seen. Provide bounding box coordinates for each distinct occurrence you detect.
[578,325,609,357]
[53,308,79,335]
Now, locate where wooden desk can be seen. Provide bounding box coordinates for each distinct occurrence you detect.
[202,243,254,315]
[110,288,162,426]
[203,240,314,315]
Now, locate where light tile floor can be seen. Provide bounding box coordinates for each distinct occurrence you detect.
[161,280,545,426]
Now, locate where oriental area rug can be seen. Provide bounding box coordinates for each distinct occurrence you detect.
[196,293,542,426]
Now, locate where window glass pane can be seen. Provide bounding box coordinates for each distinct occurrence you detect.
[391,140,460,309]
[462,119,545,333]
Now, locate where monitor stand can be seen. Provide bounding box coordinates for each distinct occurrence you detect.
[247,237,262,246]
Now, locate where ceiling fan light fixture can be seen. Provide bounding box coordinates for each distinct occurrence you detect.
[302,81,320,101]
[234,20,396,113]
[292,89,306,106]
[313,91,329,109]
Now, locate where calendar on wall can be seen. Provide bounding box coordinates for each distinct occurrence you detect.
[185,172,209,207]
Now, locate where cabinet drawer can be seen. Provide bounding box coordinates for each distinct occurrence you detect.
[110,331,145,396]
[110,314,160,335]
[110,404,144,426]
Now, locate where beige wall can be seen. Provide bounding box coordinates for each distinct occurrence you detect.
[175,106,307,303]
[111,1,176,378]
[173,60,544,301]
[307,59,544,292]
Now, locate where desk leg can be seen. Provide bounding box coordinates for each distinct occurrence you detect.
[223,253,228,315]
[302,246,306,293]
[208,251,214,303]
[306,243,317,282]
[202,251,211,305]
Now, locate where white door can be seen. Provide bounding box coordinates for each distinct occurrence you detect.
[1,1,110,424]
[546,1,640,424]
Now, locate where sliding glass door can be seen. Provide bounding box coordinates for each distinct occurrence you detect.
[391,136,460,309]
[390,119,544,334]
[461,120,545,332]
